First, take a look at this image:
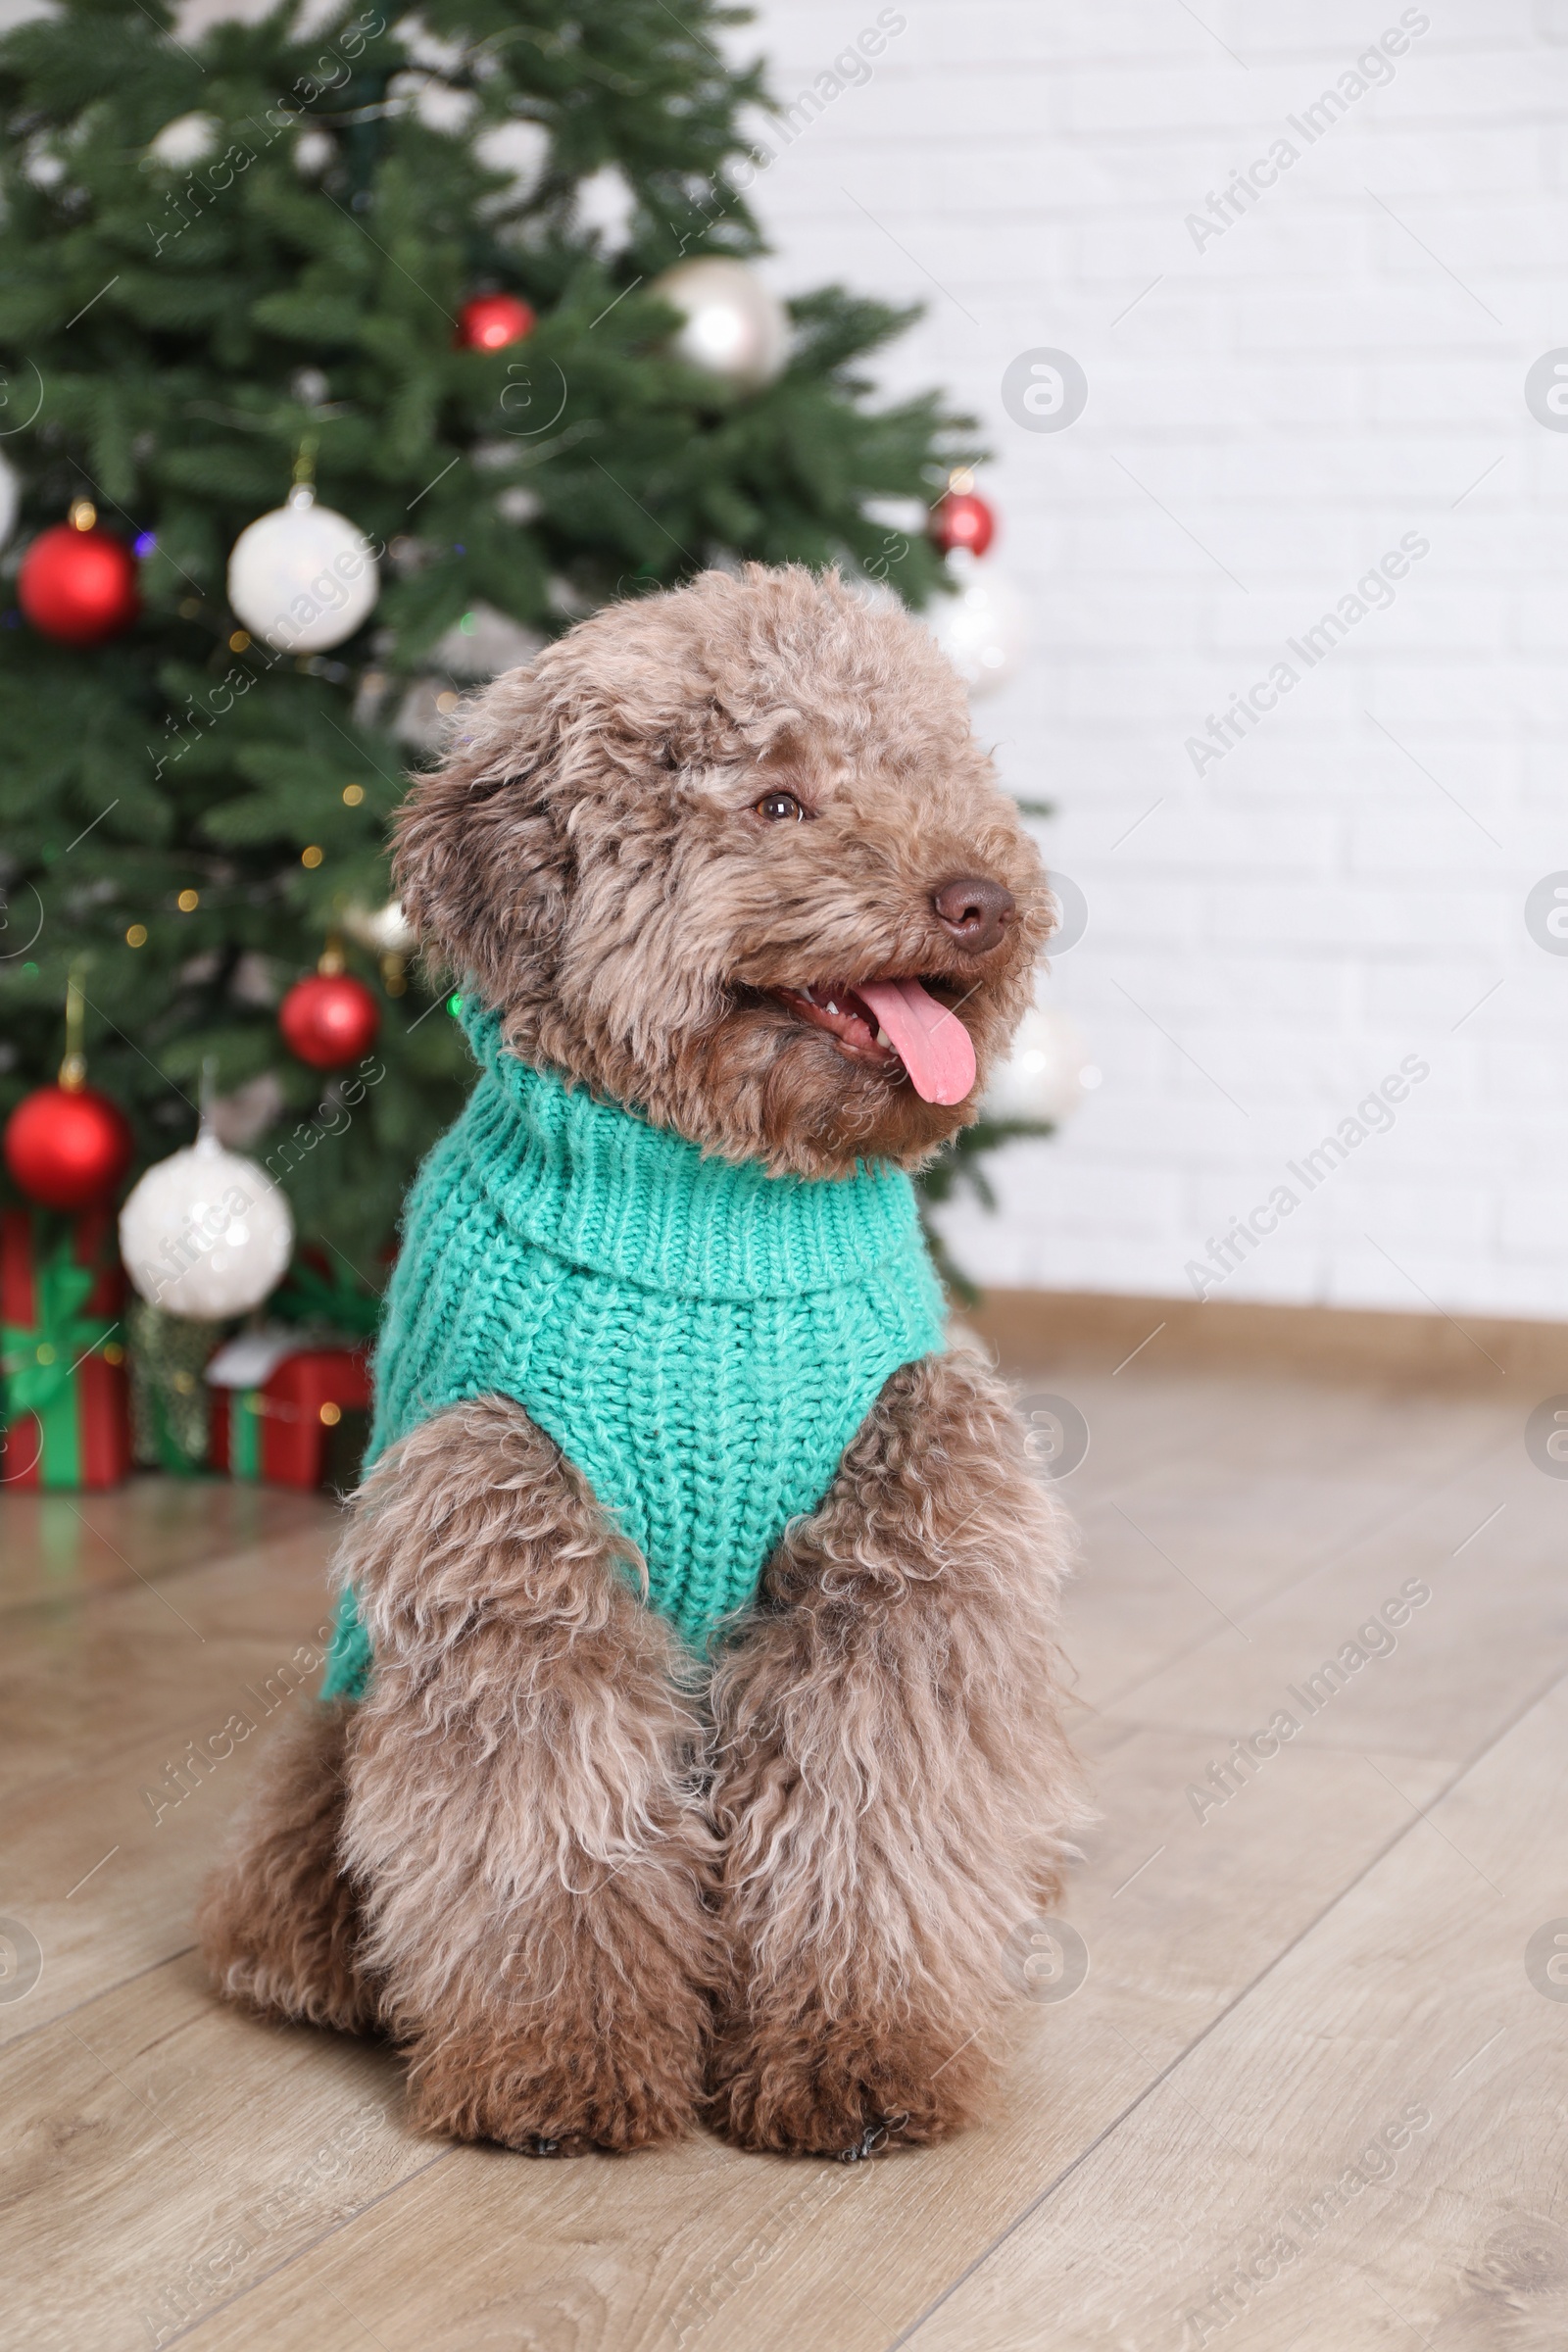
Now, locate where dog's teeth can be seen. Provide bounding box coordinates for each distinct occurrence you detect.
[875,1024,892,1049]
[825,1001,839,1016]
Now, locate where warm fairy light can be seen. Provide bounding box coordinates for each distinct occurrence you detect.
[228,629,250,652]
[177,888,199,911]
[318,1400,342,1426]
[435,690,459,714]
[948,466,976,495]
[125,923,147,947]
[301,845,323,868]
[341,782,365,805]
[69,498,96,530]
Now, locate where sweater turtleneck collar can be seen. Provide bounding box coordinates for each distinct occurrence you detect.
[455,1000,926,1304]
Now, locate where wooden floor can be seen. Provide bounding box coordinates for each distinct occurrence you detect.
[5,1352,1567,2351]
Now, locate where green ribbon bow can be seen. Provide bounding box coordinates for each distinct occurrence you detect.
[271,1257,382,1342]
[1,1238,118,1486]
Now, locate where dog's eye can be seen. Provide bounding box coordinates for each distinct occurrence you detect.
[755,790,805,823]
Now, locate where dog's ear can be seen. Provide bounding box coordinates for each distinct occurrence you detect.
[391,668,572,1017]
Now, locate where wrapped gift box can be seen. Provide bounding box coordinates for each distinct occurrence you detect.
[1,1206,131,1490]
[207,1327,371,1490]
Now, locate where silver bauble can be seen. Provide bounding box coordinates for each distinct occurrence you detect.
[652,258,788,393]
[926,549,1029,698]
[984,1005,1100,1125]
[120,1135,294,1319]
[226,484,379,654]
[342,899,416,956]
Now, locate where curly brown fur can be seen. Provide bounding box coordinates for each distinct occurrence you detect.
[201,565,1083,2162]
[706,1349,1087,2155]
[336,1397,724,2153]
[392,564,1054,1178]
[198,1697,380,2034]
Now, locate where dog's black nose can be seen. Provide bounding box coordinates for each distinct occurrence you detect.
[933,876,1015,954]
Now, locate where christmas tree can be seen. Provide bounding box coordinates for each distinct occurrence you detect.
[0,0,982,1304]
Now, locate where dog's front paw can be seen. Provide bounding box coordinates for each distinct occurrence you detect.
[404,1976,705,2154]
[707,2009,995,2157]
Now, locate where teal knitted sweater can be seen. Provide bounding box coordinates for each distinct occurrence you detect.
[320,1003,945,1698]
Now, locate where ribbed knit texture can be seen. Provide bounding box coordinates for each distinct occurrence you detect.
[321,1003,945,1698]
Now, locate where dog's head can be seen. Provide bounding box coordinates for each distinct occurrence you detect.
[393,564,1053,1179]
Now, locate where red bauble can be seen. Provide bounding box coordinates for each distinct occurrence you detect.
[279,972,381,1069]
[455,293,536,353]
[929,490,996,559]
[19,525,141,645]
[4,1085,133,1210]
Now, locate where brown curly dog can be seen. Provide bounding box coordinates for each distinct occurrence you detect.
[199,564,1085,2160]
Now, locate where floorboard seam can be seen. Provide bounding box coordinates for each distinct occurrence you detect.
[0,1942,201,2057]
[882,1650,1568,2352]
[1091,1417,1516,1719]
[0,1521,339,1622]
[151,2145,454,2348]
[0,1674,326,1819]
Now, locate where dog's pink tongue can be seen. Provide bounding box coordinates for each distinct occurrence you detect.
[855,978,977,1106]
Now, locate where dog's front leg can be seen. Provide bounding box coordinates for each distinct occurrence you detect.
[198,1695,381,2033]
[708,1351,1086,2156]
[339,1397,722,2153]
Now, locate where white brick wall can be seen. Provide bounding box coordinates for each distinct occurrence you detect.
[744,0,1568,1319]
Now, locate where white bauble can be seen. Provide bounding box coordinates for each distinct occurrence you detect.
[432,601,546,680]
[386,70,477,135]
[0,452,18,553]
[392,676,461,754]
[147,112,218,171]
[226,484,379,653]
[926,550,1029,697]
[573,163,637,252]
[984,1006,1101,1126]
[474,119,550,205]
[293,129,335,177]
[652,258,788,393]
[120,1135,294,1319]
[24,141,65,190]
[342,898,416,955]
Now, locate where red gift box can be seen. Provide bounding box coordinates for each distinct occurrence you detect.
[208,1337,371,1489]
[1,1206,131,1489]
